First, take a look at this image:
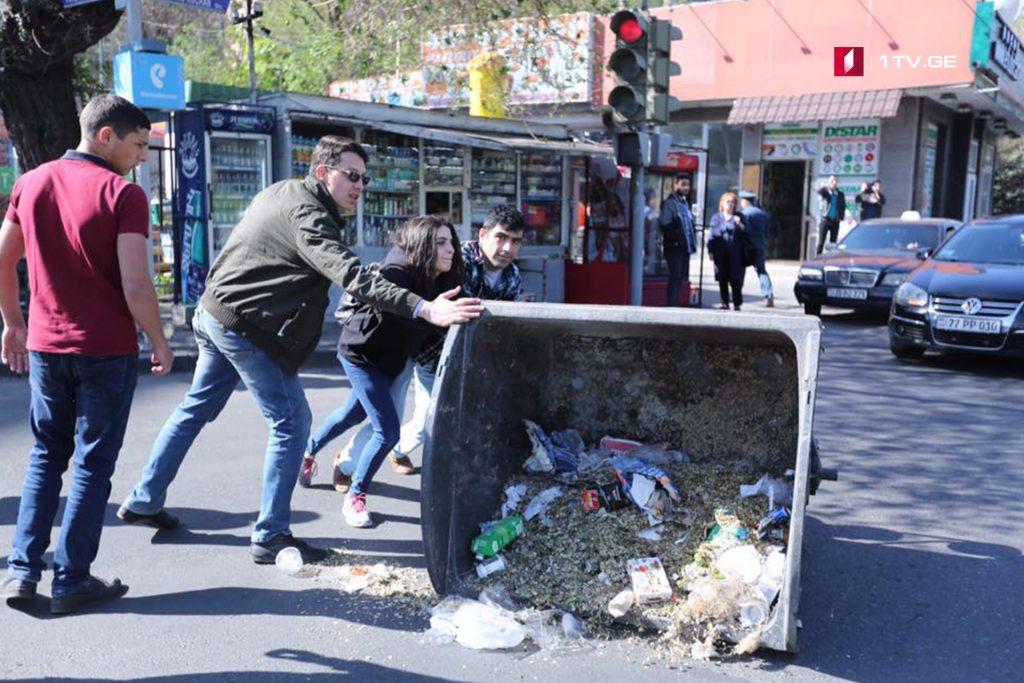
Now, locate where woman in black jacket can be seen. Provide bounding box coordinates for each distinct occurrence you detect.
[305,215,464,528]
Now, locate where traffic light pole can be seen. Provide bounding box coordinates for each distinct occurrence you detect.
[629,129,646,306]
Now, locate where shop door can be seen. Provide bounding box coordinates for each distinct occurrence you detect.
[761,161,806,260]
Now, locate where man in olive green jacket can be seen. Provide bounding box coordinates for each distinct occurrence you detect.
[119,136,482,565]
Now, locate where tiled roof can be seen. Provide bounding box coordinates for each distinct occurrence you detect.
[727,89,903,124]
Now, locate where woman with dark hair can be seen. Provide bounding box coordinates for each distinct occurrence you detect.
[305,215,464,528]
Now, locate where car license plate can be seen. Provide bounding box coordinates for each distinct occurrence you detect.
[934,315,1001,334]
[826,287,868,300]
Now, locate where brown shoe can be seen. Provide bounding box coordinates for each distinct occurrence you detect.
[389,452,416,475]
[765,296,775,308]
[332,453,352,493]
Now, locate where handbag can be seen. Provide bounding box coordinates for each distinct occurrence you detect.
[739,230,757,267]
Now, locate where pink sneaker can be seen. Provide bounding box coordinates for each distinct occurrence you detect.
[343,493,372,528]
[298,455,318,488]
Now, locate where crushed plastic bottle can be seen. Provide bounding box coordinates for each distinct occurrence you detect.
[274,547,303,575]
[471,515,523,558]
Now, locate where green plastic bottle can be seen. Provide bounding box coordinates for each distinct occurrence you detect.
[471,515,524,558]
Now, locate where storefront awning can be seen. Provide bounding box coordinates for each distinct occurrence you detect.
[727,89,903,125]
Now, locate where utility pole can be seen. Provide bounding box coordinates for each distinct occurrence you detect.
[232,1,264,104]
[124,0,156,285]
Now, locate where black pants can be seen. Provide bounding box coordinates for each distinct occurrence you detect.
[714,248,745,309]
[818,218,839,253]
[665,249,690,306]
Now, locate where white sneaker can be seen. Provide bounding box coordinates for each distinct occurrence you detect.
[343,493,372,528]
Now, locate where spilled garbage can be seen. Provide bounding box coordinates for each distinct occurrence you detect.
[429,421,795,659]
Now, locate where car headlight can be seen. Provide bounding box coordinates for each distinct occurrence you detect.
[798,266,823,281]
[881,272,907,287]
[895,282,929,308]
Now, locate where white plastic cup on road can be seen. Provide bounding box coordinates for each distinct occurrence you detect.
[275,546,303,575]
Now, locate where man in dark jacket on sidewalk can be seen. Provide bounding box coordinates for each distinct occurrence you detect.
[739,191,774,307]
[118,136,482,564]
[817,175,845,253]
[659,174,697,306]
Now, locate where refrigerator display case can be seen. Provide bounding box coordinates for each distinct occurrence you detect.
[423,144,467,237]
[520,151,564,246]
[361,130,419,247]
[208,136,272,256]
[470,149,517,230]
[175,104,274,304]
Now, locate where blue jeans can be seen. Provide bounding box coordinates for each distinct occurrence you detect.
[122,305,311,543]
[395,363,436,457]
[7,352,137,594]
[752,244,774,298]
[307,356,399,496]
[331,359,414,476]
[665,248,690,307]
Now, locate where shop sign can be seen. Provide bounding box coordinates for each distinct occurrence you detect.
[819,120,880,178]
[992,11,1022,80]
[204,107,274,134]
[422,12,594,108]
[920,123,939,217]
[114,51,186,111]
[762,123,818,160]
[653,151,700,171]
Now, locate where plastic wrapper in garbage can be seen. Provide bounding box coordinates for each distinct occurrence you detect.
[451,601,527,650]
[609,456,681,501]
[740,473,793,508]
[501,484,527,518]
[523,486,563,521]
[522,420,581,475]
[715,544,763,584]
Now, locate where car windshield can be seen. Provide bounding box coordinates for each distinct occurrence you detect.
[837,224,939,252]
[933,222,1024,265]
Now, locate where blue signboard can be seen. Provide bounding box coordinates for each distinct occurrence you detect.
[114,51,186,111]
[156,0,232,12]
[175,109,209,304]
[204,108,275,134]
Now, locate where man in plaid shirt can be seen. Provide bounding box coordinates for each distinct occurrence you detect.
[314,205,525,488]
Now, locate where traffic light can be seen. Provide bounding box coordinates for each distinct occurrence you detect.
[646,17,683,126]
[607,9,650,127]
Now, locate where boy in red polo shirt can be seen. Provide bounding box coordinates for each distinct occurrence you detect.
[0,94,173,614]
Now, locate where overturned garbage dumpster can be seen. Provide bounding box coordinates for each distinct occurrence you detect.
[421,303,834,655]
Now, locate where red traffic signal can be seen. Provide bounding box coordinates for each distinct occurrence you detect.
[610,10,647,44]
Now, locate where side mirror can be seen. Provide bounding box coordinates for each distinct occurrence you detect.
[915,248,932,260]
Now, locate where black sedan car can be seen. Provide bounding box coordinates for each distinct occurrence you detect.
[889,217,1024,359]
[794,218,961,316]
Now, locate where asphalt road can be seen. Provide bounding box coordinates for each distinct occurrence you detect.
[1,300,1022,682]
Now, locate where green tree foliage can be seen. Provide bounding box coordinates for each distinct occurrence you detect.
[0,0,122,169]
[993,137,1024,216]
[161,0,620,97]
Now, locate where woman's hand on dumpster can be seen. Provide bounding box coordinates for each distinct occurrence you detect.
[420,287,484,327]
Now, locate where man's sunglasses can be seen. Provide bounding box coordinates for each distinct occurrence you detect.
[327,166,372,186]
